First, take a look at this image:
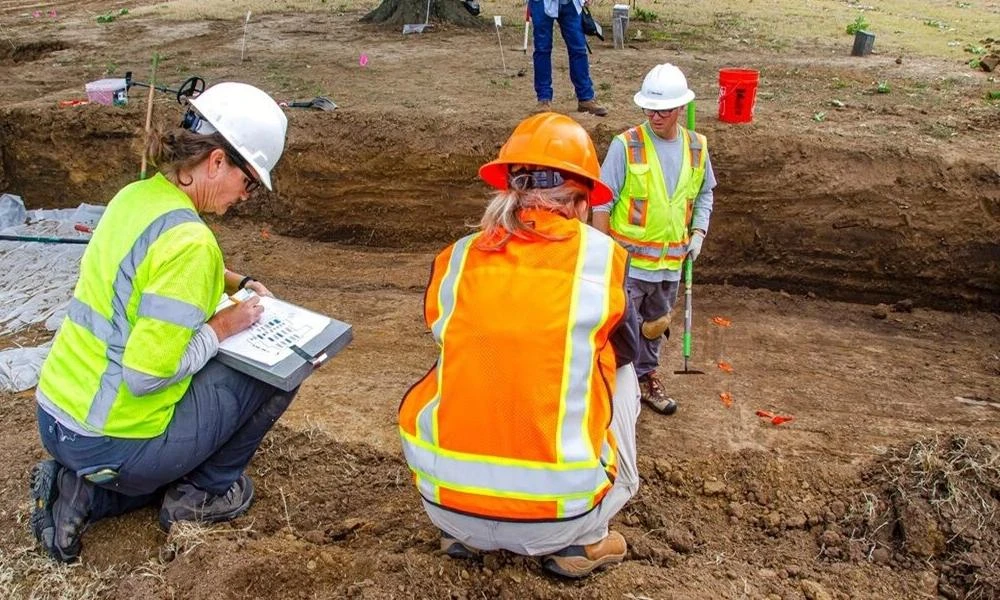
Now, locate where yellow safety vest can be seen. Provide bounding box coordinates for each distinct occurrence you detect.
[608,125,707,271]
[37,173,224,438]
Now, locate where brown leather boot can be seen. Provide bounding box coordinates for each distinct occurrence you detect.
[543,531,627,578]
[577,99,608,117]
[639,373,678,415]
[534,100,553,113]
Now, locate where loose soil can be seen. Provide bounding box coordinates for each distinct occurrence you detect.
[0,1,998,599]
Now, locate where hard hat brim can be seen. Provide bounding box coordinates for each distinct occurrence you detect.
[479,159,613,207]
[633,89,695,111]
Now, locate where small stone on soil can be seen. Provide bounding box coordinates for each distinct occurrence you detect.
[703,480,726,496]
[801,579,833,600]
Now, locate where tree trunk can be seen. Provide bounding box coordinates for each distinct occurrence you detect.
[361,0,484,28]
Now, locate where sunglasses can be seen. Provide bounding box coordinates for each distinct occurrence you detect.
[643,107,681,119]
[224,148,261,194]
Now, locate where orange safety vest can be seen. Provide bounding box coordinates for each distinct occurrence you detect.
[399,209,629,522]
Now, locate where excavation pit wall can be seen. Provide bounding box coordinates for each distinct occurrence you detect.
[1,104,997,312]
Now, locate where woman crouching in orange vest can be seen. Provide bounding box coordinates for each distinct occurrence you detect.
[399,112,642,579]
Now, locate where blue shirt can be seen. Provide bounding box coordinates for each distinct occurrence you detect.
[540,0,581,18]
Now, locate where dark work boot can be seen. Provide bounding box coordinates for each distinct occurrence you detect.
[159,474,255,531]
[439,529,479,559]
[30,460,92,563]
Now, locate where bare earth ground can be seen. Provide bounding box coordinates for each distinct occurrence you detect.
[0,0,999,598]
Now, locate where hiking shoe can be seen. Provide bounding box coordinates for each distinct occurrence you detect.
[159,474,255,531]
[439,530,479,559]
[577,99,608,117]
[534,100,553,113]
[639,373,678,415]
[543,531,627,578]
[30,460,91,563]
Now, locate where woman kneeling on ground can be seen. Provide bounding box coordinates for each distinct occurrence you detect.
[30,82,293,562]
[399,112,642,579]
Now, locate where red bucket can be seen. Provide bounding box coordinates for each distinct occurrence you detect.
[718,68,759,123]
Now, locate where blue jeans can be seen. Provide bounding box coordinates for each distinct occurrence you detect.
[626,277,680,378]
[37,360,297,522]
[530,0,595,102]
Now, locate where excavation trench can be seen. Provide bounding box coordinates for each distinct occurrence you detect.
[1,105,997,311]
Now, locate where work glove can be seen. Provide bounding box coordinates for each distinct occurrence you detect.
[687,230,706,261]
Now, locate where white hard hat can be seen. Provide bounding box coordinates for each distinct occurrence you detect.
[187,82,288,191]
[633,63,695,111]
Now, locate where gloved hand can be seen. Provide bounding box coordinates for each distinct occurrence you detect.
[687,230,706,261]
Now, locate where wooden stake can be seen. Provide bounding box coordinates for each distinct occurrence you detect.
[494,16,507,74]
[521,3,530,53]
[139,53,160,180]
[241,10,252,62]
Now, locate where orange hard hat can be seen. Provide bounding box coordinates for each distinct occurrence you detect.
[479,112,613,206]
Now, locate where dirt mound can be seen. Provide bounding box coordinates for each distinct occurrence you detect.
[845,435,1000,599]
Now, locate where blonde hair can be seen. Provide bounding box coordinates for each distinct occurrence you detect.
[144,128,232,187]
[476,172,587,251]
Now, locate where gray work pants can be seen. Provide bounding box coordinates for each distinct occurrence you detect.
[422,363,641,556]
[37,360,296,522]
[627,277,680,378]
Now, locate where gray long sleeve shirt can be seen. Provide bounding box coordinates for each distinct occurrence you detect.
[596,122,717,282]
[43,323,220,437]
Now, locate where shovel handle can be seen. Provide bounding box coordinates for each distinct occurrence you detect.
[681,256,694,359]
[681,102,697,360]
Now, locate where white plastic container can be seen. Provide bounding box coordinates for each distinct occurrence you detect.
[85,78,128,106]
[612,4,629,49]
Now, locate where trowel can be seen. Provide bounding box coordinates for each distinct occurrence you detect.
[283,97,337,111]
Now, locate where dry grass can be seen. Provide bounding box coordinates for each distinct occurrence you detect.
[131,0,998,63]
[900,436,1000,527]
[650,0,996,59]
[848,435,1000,599]
[130,0,373,21]
[161,519,256,561]
[0,545,128,600]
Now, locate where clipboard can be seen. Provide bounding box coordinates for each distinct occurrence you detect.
[214,300,353,391]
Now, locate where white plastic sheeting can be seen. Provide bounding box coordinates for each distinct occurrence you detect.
[0,197,104,391]
[0,342,52,392]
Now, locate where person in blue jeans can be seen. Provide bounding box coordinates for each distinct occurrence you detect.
[530,0,607,116]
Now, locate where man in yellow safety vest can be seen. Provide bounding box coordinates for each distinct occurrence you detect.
[593,63,717,416]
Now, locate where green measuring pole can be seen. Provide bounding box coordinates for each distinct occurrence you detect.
[676,101,703,374]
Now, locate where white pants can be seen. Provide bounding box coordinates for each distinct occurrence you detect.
[422,363,641,556]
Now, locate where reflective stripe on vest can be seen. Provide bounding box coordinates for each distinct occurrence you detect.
[37,174,223,438]
[400,219,624,521]
[81,209,202,431]
[610,125,706,272]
